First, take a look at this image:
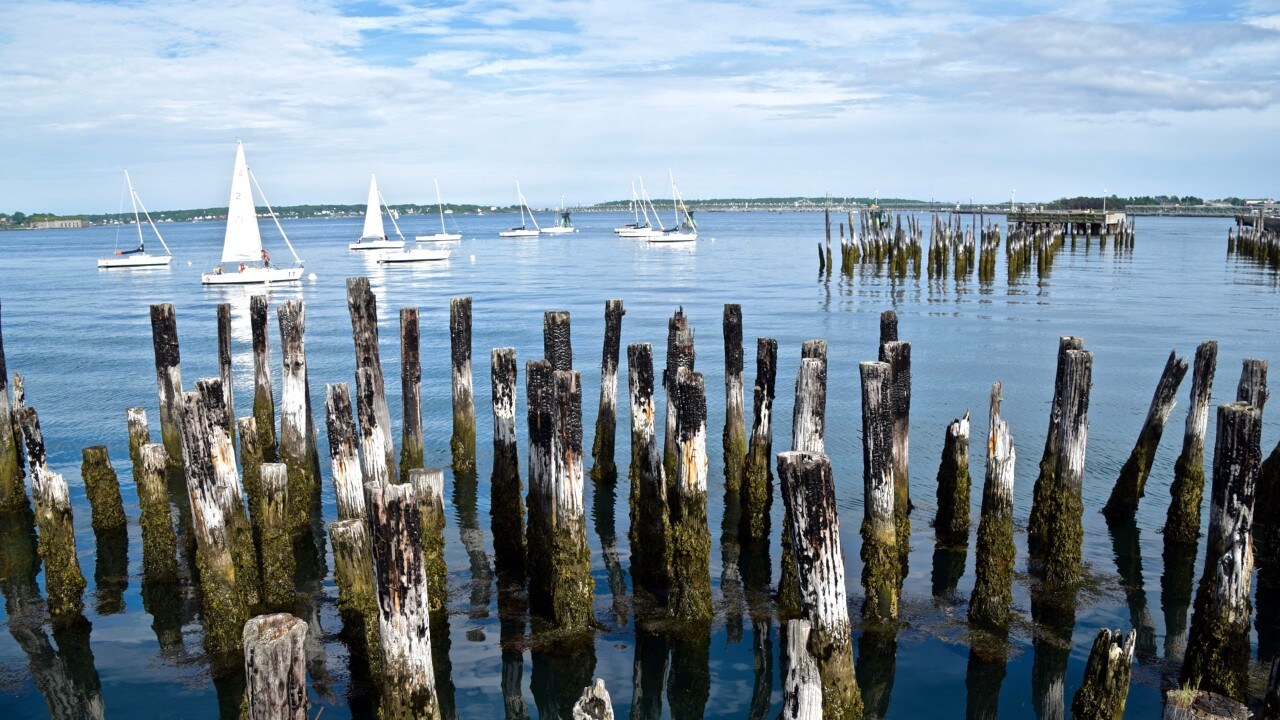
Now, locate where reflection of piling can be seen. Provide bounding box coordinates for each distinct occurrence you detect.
[407,468,448,615]
[722,304,747,494]
[0,301,26,513]
[243,613,309,720]
[18,407,86,624]
[489,348,526,585]
[250,295,279,465]
[627,343,671,606]
[933,412,971,547]
[347,278,397,484]
[257,464,295,610]
[1182,401,1262,701]
[740,338,777,545]
[669,367,711,623]
[149,303,185,467]
[365,480,441,719]
[1103,350,1188,521]
[1069,628,1137,720]
[662,308,695,484]
[1166,341,1218,544]
[277,300,320,539]
[968,384,1015,631]
[668,633,711,719]
[779,619,821,720]
[859,362,899,623]
[82,446,127,615]
[590,300,625,482]
[136,444,179,583]
[1028,337,1092,587]
[399,307,424,477]
[778,451,862,719]
[450,297,477,474]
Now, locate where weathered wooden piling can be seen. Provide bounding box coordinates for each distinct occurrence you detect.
[590,300,625,482]
[399,307,424,477]
[573,678,615,720]
[135,443,179,583]
[323,383,364,521]
[740,338,777,544]
[250,295,279,464]
[1162,690,1250,720]
[243,613,309,720]
[880,339,912,563]
[779,619,822,720]
[81,446,126,535]
[544,310,573,371]
[1182,401,1263,701]
[1265,654,1280,720]
[1103,349,1188,521]
[276,300,320,537]
[149,303,185,466]
[238,416,264,525]
[779,344,827,618]
[859,362,899,623]
[17,407,86,623]
[1260,438,1280,570]
[1166,341,1218,544]
[778,451,862,719]
[968,384,1016,631]
[1028,337,1092,587]
[347,278,397,484]
[363,480,440,719]
[126,406,149,476]
[449,296,477,474]
[489,347,526,584]
[1069,628,1137,720]
[879,309,897,345]
[722,304,747,494]
[0,300,26,513]
[407,468,448,615]
[669,367,712,623]
[327,518,380,668]
[1236,357,1268,410]
[257,463,295,610]
[216,302,235,444]
[178,379,260,670]
[626,343,671,604]
[663,308,695,484]
[933,412,971,546]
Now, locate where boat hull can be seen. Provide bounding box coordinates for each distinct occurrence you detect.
[350,239,405,250]
[416,234,462,243]
[98,254,172,268]
[378,249,451,264]
[498,230,540,238]
[647,232,698,243]
[201,267,305,285]
[540,227,575,235]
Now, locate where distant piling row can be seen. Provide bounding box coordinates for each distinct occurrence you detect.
[1229,219,1280,271]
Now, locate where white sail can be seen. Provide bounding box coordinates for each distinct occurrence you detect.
[361,174,386,240]
[222,141,265,263]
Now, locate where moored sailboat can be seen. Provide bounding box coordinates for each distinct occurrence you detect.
[541,196,576,234]
[350,174,407,250]
[416,179,462,243]
[647,171,698,243]
[98,170,173,268]
[498,181,541,238]
[201,141,305,285]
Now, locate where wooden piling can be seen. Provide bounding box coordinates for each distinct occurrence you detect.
[722,304,747,494]
[1236,357,1268,410]
[407,468,448,615]
[669,367,712,623]
[489,348,526,584]
[250,295,279,465]
[1162,690,1249,720]
[780,345,827,618]
[276,300,320,537]
[243,613,309,720]
[258,463,295,610]
[1182,401,1263,701]
[544,309,573,371]
[135,443,179,583]
[1069,628,1137,720]
[0,299,25,513]
[779,619,822,720]
[319,383,364,522]
[879,310,897,344]
[17,407,86,623]
[1166,341,1218,544]
[399,307,424,477]
[450,297,477,474]
[364,479,440,719]
[149,303,185,466]
[663,308,695,484]
[626,344,671,605]
[1103,350,1188,521]
[347,278,397,484]
[968,384,1016,631]
[177,379,260,671]
[217,302,235,444]
[1265,654,1280,720]
[590,300,625,482]
[880,340,912,563]
[859,362,899,623]
[81,446,126,535]
[126,406,149,478]
[573,678,615,720]
[328,518,380,669]
[238,416,264,526]
[778,451,862,719]
[933,412,971,547]
[740,338,777,543]
[1027,338,1092,587]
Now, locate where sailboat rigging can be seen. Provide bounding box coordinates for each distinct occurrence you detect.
[350,174,406,250]
[498,181,540,238]
[98,170,173,268]
[416,179,463,243]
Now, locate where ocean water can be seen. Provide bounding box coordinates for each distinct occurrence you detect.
[0,210,1276,719]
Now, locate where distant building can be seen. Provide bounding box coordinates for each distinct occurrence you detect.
[32,218,85,229]
[1244,199,1275,206]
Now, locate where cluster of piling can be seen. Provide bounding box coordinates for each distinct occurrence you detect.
[1,284,1277,719]
[1229,222,1280,271]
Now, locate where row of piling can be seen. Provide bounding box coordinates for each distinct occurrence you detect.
[1229,223,1280,271]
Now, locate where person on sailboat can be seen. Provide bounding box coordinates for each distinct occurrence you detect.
[239,263,246,273]
[262,250,271,267]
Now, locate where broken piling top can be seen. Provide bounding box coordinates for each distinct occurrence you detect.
[242,612,310,720]
[149,303,184,465]
[543,310,573,371]
[1070,628,1137,720]
[324,383,364,521]
[347,277,397,484]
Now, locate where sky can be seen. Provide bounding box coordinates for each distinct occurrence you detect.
[1,0,1278,213]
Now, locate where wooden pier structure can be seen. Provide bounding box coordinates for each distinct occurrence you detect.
[1008,209,1128,237]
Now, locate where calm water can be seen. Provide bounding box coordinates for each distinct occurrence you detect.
[0,211,1276,719]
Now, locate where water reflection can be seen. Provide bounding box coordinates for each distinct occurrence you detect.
[1106,517,1157,664]
[1160,538,1197,678]
[668,632,711,720]
[431,614,460,720]
[92,526,128,616]
[965,629,1010,720]
[1030,587,1076,720]
[591,475,629,627]
[531,645,596,719]
[748,619,773,720]
[931,545,967,604]
[630,629,669,720]
[857,628,899,719]
[453,469,494,618]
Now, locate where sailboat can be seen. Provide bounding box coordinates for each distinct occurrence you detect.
[614,182,648,234]
[541,196,576,235]
[98,170,173,268]
[498,181,540,237]
[647,171,698,243]
[350,174,407,250]
[619,177,665,238]
[201,141,305,285]
[416,179,462,243]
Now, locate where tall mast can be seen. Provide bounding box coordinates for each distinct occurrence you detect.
[125,170,144,250]
[435,179,447,234]
[379,189,406,242]
[249,169,303,265]
[130,178,172,256]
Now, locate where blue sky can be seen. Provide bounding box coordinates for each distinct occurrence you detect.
[1,0,1277,213]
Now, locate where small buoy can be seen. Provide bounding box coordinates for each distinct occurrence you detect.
[308,273,317,282]
[470,255,476,263]
[186,261,193,266]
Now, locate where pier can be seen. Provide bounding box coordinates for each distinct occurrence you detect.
[1008,209,1128,237]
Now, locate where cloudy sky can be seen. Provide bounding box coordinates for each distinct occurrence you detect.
[2,0,1278,212]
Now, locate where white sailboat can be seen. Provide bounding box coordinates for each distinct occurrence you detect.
[614,182,648,234]
[619,177,666,238]
[498,181,540,238]
[541,196,576,234]
[201,141,305,285]
[377,246,452,264]
[416,179,462,243]
[98,170,173,268]
[350,174,406,250]
[647,171,698,243]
